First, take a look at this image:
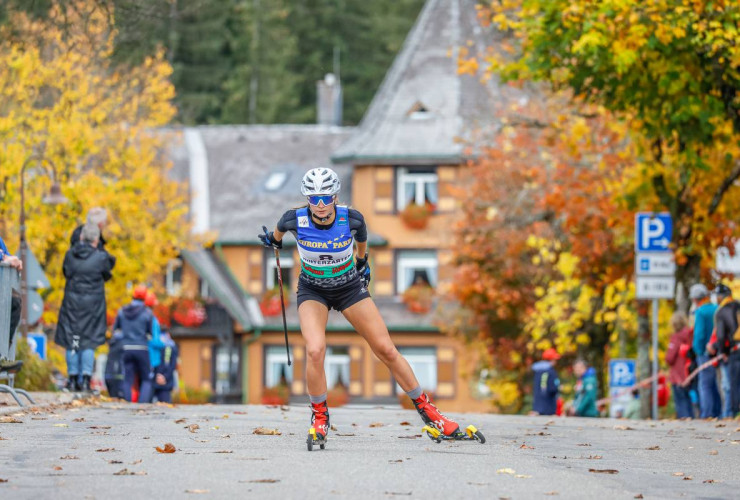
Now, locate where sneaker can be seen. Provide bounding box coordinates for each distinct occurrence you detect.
[0,359,22,373]
[413,392,461,436]
[309,401,330,440]
[82,375,92,393]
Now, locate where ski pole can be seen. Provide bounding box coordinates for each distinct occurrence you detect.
[263,226,291,366]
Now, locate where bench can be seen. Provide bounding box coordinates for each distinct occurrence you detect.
[0,262,35,406]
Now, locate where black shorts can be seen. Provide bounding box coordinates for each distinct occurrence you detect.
[297,275,371,312]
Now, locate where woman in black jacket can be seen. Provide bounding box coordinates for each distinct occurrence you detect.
[55,223,115,392]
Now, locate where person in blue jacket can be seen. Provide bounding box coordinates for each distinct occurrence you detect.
[143,291,165,402]
[690,283,721,418]
[532,348,560,415]
[570,359,599,417]
[113,285,153,403]
[152,330,178,403]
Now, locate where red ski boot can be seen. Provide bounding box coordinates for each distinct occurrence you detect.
[413,392,461,436]
[307,401,330,451]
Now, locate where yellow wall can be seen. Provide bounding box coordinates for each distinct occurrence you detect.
[177,338,213,390]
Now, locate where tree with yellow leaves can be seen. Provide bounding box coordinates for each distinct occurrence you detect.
[0,0,189,324]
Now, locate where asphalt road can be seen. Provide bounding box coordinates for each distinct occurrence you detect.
[1,398,739,499]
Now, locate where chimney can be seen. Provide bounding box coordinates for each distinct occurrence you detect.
[317,73,343,126]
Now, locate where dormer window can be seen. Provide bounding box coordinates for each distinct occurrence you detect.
[264,172,287,191]
[407,101,431,120]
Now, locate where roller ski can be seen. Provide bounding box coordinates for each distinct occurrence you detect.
[306,401,329,451]
[414,392,486,444]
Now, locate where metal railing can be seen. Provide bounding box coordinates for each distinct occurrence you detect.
[0,262,35,406]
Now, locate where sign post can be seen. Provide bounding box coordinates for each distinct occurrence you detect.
[635,212,673,420]
[608,359,637,418]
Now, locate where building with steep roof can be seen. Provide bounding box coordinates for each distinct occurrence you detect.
[164,0,504,410]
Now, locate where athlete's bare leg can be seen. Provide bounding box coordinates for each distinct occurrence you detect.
[298,300,330,395]
[342,298,420,391]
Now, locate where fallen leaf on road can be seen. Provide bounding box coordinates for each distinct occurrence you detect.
[53,466,62,471]
[369,422,384,428]
[520,444,535,449]
[113,469,147,476]
[587,455,603,460]
[280,405,290,411]
[246,479,280,483]
[577,443,592,447]
[53,424,68,428]
[646,446,661,450]
[672,472,684,477]
[0,479,7,483]
[156,443,176,453]
[73,418,85,422]
[174,419,187,424]
[515,474,532,479]
[108,460,123,464]
[683,476,693,481]
[221,434,231,439]
[383,492,411,496]
[88,426,111,429]
[60,455,79,460]
[589,469,618,474]
[210,426,220,430]
[214,450,233,454]
[330,424,338,431]
[399,421,412,426]
[708,450,718,455]
[222,415,229,419]
[352,423,358,427]
[613,425,634,431]
[337,433,356,437]
[715,423,726,428]
[634,495,644,499]
[185,490,210,494]
[96,448,115,452]
[545,420,555,425]
[496,468,516,475]
[703,479,717,483]
[253,427,281,435]
[389,459,403,463]
[544,492,558,496]
[397,435,421,439]
[187,424,200,433]
[467,482,489,486]
[233,411,247,415]
[130,460,142,465]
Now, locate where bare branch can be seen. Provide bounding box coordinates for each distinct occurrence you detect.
[709,160,740,215]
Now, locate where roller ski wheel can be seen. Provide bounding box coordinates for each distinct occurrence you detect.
[306,428,326,451]
[422,424,486,444]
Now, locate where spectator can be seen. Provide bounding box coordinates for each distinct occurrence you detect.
[666,311,693,418]
[55,223,115,392]
[113,285,154,403]
[0,234,22,373]
[70,207,108,250]
[143,291,165,403]
[570,359,599,417]
[690,283,721,418]
[152,330,178,403]
[532,348,560,416]
[622,388,641,420]
[104,330,124,399]
[709,284,740,417]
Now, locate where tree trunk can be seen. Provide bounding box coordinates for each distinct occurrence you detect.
[637,301,651,419]
[675,254,701,315]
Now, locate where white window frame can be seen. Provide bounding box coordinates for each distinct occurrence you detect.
[325,347,350,389]
[396,250,438,294]
[166,258,183,296]
[265,345,293,388]
[396,167,438,210]
[266,255,294,290]
[396,347,437,393]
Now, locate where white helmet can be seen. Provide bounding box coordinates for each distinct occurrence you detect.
[301,168,341,196]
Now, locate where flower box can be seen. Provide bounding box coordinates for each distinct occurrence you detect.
[400,202,432,230]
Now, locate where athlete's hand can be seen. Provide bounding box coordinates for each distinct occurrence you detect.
[259,226,282,249]
[356,253,371,287]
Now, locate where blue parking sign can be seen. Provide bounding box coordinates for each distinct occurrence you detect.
[26,332,47,361]
[635,213,672,252]
[609,359,636,388]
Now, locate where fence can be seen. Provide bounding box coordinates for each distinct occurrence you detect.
[0,262,35,406]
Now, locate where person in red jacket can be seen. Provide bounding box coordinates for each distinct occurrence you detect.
[666,311,693,418]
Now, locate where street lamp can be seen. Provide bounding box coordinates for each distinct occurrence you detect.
[19,155,67,338]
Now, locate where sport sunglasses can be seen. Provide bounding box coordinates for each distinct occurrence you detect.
[307,195,335,206]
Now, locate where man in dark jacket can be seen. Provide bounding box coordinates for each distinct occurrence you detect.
[104,331,124,399]
[55,223,115,392]
[70,207,108,250]
[532,348,560,415]
[0,234,23,373]
[711,284,740,417]
[152,331,178,403]
[113,285,154,403]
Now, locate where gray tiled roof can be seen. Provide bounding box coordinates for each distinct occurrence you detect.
[332,0,510,165]
[169,125,358,243]
[181,247,264,330]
